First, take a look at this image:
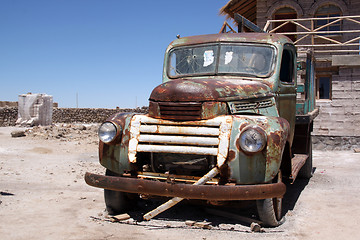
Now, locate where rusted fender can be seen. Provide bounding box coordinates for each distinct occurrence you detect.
[99,112,136,175]
[85,172,286,201]
[149,78,273,102]
[228,115,290,184]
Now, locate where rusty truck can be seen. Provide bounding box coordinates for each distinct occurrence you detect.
[85,21,318,226]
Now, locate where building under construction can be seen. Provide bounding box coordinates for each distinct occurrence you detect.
[221,0,360,149]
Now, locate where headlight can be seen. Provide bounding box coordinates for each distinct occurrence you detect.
[98,122,119,143]
[239,127,267,153]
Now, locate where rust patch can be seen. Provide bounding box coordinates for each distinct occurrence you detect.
[99,141,104,163]
[239,122,249,131]
[218,164,231,185]
[148,101,160,118]
[278,117,288,128]
[108,113,127,128]
[277,117,290,140]
[269,132,281,146]
[149,78,271,103]
[123,127,130,138]
[201,102,228,120]
[235,136,241,151]
[227,150,236,162]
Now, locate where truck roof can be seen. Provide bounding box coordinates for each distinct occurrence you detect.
[168,33,293,49]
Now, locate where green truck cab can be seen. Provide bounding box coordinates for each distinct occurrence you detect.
[85,32,318,227]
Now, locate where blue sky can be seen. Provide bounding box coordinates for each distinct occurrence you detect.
[0,0,230,108]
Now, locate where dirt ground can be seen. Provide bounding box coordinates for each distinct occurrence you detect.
[1,126,360,240]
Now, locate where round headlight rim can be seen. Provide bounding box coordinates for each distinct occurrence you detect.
[98,121,122,144]
[239,125,267,154]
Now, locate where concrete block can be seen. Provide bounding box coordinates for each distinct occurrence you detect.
[322,107,345,115]
[340,68,353,76]
[332,99,359,107]
[334,76,351,82]
[16,93,53,126]
[353,82,360,90]
[351,67,360,75]
[332,56,360,67]
[313,128,330,135]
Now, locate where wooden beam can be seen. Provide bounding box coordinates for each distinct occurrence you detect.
[234,0,256,15]
[243,7,256,21]
[234,13,264,33]
[229,0,248,12]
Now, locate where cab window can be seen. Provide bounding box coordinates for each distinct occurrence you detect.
[280,45,296,83]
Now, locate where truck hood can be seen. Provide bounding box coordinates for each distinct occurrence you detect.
[149,79,273,102]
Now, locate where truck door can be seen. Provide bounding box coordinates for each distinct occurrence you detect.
[277,43,297,145]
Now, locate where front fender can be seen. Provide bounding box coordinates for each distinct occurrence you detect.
[228,115,289,184]
[99,112,136,174]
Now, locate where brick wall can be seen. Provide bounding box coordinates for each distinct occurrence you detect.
[257,0,353,28]
[313,67,360,136]
[255,0,360,147]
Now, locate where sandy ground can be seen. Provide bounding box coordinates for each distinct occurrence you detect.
[1,126,360,240]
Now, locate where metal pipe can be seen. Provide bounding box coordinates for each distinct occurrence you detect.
[140,125,220,136]
[136,114,224,126]
[138,134,219,146]
[137,144,218,155]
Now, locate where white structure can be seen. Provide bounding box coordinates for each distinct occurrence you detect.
[16,93,53,126]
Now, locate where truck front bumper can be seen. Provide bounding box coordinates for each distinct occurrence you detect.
[85,172,286,201]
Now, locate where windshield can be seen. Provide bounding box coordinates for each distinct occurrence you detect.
[168,44,275,78]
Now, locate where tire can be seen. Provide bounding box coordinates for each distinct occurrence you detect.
[256,172,283,227]
[104,169,138,215]
[298,137,313,179]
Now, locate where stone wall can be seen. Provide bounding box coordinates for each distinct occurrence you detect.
[0,107,148,126]
[52,107,148,123]
[0,101,17,107]
[313,135,360,151]
[0,107,18,126]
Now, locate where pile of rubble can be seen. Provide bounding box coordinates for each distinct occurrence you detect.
[24,123,100,145]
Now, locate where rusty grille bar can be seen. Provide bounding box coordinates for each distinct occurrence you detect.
[128,115,232,167]
[159,102,202,121]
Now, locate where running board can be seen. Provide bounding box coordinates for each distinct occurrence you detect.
[290,154,308,183]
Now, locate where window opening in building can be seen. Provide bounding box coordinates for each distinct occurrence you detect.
[317,76,332,99]
[315,4,342,35]
[274,7,297,42]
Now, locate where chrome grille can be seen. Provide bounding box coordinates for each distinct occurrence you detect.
[128,115,232,167]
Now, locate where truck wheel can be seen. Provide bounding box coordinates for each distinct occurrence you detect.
[298,137,313,179]
[256,172,283,227]
[104,169,138,215]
